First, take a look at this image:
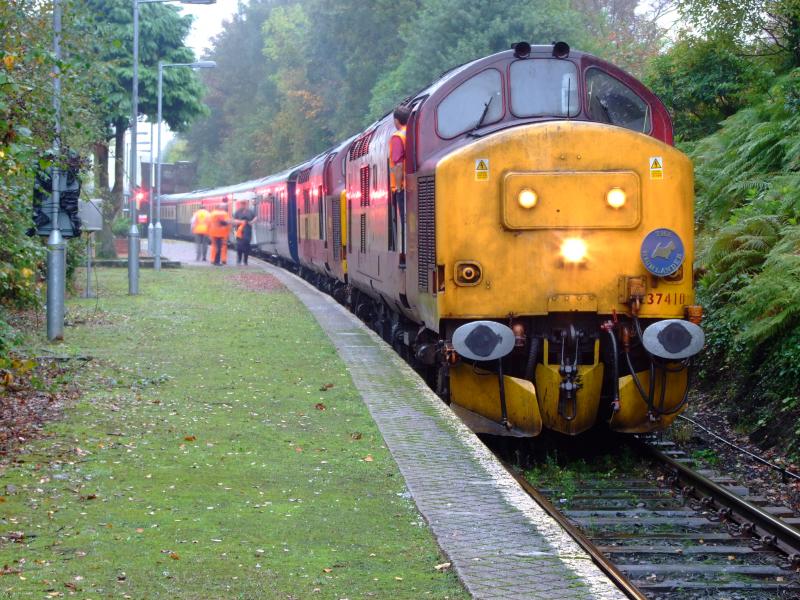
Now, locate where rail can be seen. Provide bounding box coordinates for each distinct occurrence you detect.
[502,462,648,600]
[639,439,800,558]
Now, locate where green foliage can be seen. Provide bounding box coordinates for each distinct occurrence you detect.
[111,214,132,237]
[644,34,770,141]
[676,0,800,68]
[692,68,800,449]
[1,1,106,352]
[691,448,720,466]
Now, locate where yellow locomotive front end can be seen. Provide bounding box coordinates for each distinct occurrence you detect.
[436,121,702,436]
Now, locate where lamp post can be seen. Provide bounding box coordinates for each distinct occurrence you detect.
[47,0,65,340]
[128,0,216,293]
[147,121,155,253]
[154,60,216,270]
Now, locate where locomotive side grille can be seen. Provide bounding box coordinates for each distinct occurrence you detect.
[332,197,341,261]
[349,130,374,160]
[297,168,311,184]
[418,175,435,292]
[360,213,367,254]
[360,165,370,207]
[279,193,286,226]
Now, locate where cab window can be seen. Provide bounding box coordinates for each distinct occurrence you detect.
[509,59,579,117]
[586,68,651,133]
[436,69,503,138]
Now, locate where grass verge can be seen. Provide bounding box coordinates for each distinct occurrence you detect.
[0,267,466,599]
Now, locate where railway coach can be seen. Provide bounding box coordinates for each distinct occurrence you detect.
[162,41,705,438]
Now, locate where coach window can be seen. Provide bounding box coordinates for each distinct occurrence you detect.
[585,68,651,133]
[509,59,579,118]
[436,69,503,138]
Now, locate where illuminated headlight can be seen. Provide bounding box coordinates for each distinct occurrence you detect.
[518,188,538,209]
[606,187,626,208]
[561,238,587,263]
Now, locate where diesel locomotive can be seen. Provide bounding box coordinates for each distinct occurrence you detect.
[162,42,705,438]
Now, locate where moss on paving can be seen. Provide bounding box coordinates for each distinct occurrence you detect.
[0,268,466,599]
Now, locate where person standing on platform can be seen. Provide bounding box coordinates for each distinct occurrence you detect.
[208,203,231,266]
[190,205,211,261]
[233,200,256,266]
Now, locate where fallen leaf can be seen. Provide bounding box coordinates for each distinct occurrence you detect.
[169,552,180,560]
[363,455,373,462]
[314,403,326,411]
[434,562,451,571]
[319,383,334,391]
[394,576,403,581]
[135,528,144,533]
[350,432,362,441]
[0,565,22,575]
[184,435,196,442]
[322,568,332,573]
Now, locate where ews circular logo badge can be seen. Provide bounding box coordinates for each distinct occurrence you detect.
[640,228,685,276]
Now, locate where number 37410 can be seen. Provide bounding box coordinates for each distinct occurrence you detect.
[646,292,686,305]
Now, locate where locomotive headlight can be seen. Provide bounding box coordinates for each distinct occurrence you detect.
[606,187,626,208]
[517,188,538,209]
[561,238,588,263]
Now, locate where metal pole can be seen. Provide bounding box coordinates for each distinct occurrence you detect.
[154,61,163,270]
[82,233,96,299]
[46,0,66,341]
[128,0,140,294]
[147,120,154,253]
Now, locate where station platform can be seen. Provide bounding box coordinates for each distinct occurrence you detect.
[163,240,626,599]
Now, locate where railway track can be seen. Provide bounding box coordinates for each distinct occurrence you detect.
[500,436,800,599]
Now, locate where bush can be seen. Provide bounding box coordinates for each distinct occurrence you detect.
[111,215,132,237]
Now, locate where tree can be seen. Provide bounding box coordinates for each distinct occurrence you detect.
[574,0,671,76]
[644,34,770,140]
[79,0,209,256]
[183,0,280,184]
[677,0,800,68]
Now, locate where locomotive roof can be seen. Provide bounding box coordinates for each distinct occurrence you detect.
[161,164,305,203]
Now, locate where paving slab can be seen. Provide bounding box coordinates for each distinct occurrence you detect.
[166,241,627,599]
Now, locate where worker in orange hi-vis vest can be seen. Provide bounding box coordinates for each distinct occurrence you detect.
[190,205,211,261]
[389,104,411,258]
[208,203,232,266]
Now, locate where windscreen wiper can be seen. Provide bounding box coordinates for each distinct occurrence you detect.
[467,96,493,137]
